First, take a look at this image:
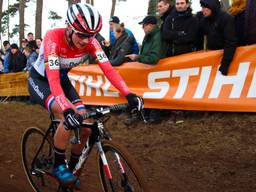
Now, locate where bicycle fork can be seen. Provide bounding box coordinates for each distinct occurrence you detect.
[96,141,133,192]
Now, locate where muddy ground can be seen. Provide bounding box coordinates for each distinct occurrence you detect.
[0,102,256,192]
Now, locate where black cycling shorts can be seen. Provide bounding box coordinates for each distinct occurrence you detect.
[28,67,82,112]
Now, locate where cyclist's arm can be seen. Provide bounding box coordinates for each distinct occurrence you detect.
[44,33,71,111]
[90,38,131,97]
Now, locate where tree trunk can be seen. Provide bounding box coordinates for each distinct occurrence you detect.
[110,0,116,17]
[35,0,43,39]
[147,0,157,15]
[19,0,25,45]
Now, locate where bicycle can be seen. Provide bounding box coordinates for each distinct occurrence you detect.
[21,104,149,192]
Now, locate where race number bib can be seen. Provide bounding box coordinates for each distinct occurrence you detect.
[96,51,108,63]
[48,56,60,70]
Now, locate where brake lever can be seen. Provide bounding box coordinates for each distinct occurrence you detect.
[70,127,81,144]
[139,109,148,123]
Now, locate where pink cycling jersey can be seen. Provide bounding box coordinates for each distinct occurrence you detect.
[33,28,130,111]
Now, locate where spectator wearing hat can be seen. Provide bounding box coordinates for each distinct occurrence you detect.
[125,15,163,124]
[126,15,162,64]
[3,40,11,73]
[7,43,26,73]
[162,0,198,57]
[109,16,139,54]
[199,0,237,76]
[109,23,135,66]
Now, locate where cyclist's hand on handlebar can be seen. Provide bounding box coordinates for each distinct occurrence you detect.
[126,93,144,113]
[63,108,83,130]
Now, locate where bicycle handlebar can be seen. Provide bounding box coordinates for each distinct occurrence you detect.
[81,104,128,120]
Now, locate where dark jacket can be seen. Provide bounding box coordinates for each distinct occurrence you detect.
[199,0,237,75]
[109,31,133,66]
[160,6,174,31]
[245,0,256,44]
[160,6,174,57]
[234,11,246,46]
[8,51,26,72]
[139,26,162,65]
[162,7,198,56]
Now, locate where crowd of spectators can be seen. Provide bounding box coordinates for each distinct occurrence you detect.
[0,0,255,121]
[0,32,40,74]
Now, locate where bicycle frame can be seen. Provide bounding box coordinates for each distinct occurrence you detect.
[73,118,128,184]
[22,104,149,192]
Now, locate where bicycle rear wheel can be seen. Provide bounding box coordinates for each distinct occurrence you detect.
[97,140,149,192]
[21,127,60,192]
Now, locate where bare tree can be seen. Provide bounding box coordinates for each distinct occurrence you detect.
[35,0,43,39]
[19,0,25,45]
[110,0,116,17]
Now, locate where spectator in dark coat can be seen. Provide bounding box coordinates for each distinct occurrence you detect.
[109,16,139,54]
[109,23,134,66]
[157,0,174,57]
[199,0,237,76]
[8,43,26,72]
[244,0,256,44]
[228,0,246,46]
[162,0,198,56]
[157,0,174,30]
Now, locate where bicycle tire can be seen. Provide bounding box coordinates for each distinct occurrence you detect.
[21,127,59,192]
[97,140,149,192]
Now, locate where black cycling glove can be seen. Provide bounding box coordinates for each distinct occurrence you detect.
[63,108,83,130]
[126,93,144,112]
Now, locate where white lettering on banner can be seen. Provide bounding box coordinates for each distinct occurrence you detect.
[143,71,171,99]
[209,62,250,98]
[69,75,80,87]
[78,76,86,96]
[102,76,119,97]
[69,61,254,100]
[173,68,199,99]
[86,75,102,96]
[193,66,212,99]
[247,69,256,98]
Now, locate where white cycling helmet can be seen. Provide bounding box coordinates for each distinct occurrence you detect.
[66,3,102,34]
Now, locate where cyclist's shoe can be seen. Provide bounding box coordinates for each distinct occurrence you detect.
[52,164,80,186]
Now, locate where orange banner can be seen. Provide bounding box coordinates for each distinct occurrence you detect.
[0,72,29,96]
[69,45,256,112]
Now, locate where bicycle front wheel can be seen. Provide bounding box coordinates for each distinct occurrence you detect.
[97,140,149,192]
[21,127,59,192]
